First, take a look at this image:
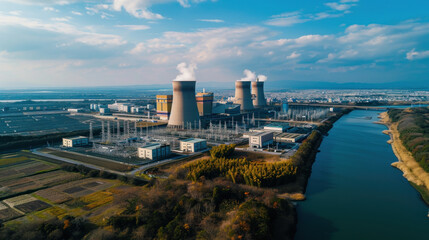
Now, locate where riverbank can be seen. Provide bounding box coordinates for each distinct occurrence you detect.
[379,111,429,205]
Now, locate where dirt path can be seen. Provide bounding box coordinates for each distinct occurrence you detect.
[380,112,429,192]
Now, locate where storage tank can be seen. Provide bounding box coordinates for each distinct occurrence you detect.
[234,81,254,111]
[168,81,200,128]
[252,80,266,108]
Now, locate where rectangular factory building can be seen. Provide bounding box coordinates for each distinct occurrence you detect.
[249,132,273,149]
[263,123,290,133]
[180,138,207,152]
[273,133,307,143]
[196,91,214,116]
[62,136,89,147]
[138,143,171,160]
[156,95,173,120]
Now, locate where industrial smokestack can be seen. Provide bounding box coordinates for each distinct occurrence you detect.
[168,81,200,128]
[234,81,254,111]
[252,80,266,108]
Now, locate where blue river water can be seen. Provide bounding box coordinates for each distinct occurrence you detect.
[295,109,429,240]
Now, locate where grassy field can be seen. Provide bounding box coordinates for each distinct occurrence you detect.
[41,148,135,172]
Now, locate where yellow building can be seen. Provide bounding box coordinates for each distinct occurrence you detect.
[196,92,213,116]
[156,95,173,120]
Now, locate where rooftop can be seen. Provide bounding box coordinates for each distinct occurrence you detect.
[181,138,206,143]
[64,136,88,141]
[264,123,290,128]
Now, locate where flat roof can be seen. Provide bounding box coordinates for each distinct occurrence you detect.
[181,138,206,143]
[64,136,88,141]
[274,133,306,138]
[140,143,169,150]
[248,131,272,137]
[264,123,290,128]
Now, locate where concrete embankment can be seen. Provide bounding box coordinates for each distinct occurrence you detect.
[380,112,429,203]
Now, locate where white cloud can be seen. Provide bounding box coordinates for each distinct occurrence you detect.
[115,24,150,30]
[130,26,266,63]
[44,7,59,12]
[198,19,224,23]
[174,62,197,81]
[110,0,211,19]
[8,11,22,16]
[239,69,256,81]
[286,51,301,59]
[0,13,126,46]
[51,17,70,22]
[71,11,82,16]
[266,12,309,27]
[406,49,429,60]
[325,2,354,11]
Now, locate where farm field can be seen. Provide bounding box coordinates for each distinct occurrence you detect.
[40,148,135,172]
[0,151,128,224]
[0,152,83,199]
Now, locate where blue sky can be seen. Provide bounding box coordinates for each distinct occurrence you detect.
[0,0,428,88]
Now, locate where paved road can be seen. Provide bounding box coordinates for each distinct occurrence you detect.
[31,149,127,176]
[31,148,206,176]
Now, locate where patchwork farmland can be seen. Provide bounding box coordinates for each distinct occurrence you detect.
[0,151,135,226]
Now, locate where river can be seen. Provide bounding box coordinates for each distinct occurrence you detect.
[295,109,429,240]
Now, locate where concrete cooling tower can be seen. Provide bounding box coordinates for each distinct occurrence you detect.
[168,81,200,128]
[252,80,266,108]
[234,81,254,111]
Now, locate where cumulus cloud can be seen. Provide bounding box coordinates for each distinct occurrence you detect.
[71,11,82,16]
[257,74,267,82]
[174,62,197,81]
[406,49,429,60]
[0,13,126,46]
[115,24,150,30]
[43,7,59,12]
[239,69,256,81]
[110,0,211,19]
[286,51,301,59]
[198,19,224,23]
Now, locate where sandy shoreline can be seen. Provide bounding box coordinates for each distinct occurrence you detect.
[379,112,429,202]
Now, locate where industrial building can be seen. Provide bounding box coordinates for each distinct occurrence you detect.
[234,81,254,111]
[138,143,171,160]
[273,133,307,143]
[180,138,207,152]
[156,95,173,120]
[249,132,273,149]
[168,81,200,128]
[252,80,266,108]
[62,136,89,147]
[108,102,132,113]
[196,91,214,116]
[263,123,290,133]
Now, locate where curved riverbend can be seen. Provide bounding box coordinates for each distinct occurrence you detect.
[295,110,429,240]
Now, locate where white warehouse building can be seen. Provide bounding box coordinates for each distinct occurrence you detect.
[62,136,89,147]
[138,143,171,160]
[180,138,207,152]
[249,132,273,149]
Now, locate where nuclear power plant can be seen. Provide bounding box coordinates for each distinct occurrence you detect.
[167,81,200,128]
[252,79,266,108]
[234,81,254,111]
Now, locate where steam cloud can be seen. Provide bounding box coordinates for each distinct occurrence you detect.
[257,74,267,82]
[239,69,256,81]
[174,62,197,81]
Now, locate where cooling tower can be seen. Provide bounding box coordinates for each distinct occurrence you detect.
[252,81,266,108]
[234,81,254,111]
[168,81,200,128]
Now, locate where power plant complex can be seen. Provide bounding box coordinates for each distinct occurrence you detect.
[161,76,267,128]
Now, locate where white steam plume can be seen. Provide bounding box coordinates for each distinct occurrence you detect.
[174,62,197,81]
[239,69,256,81]
[257,74,267,82]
